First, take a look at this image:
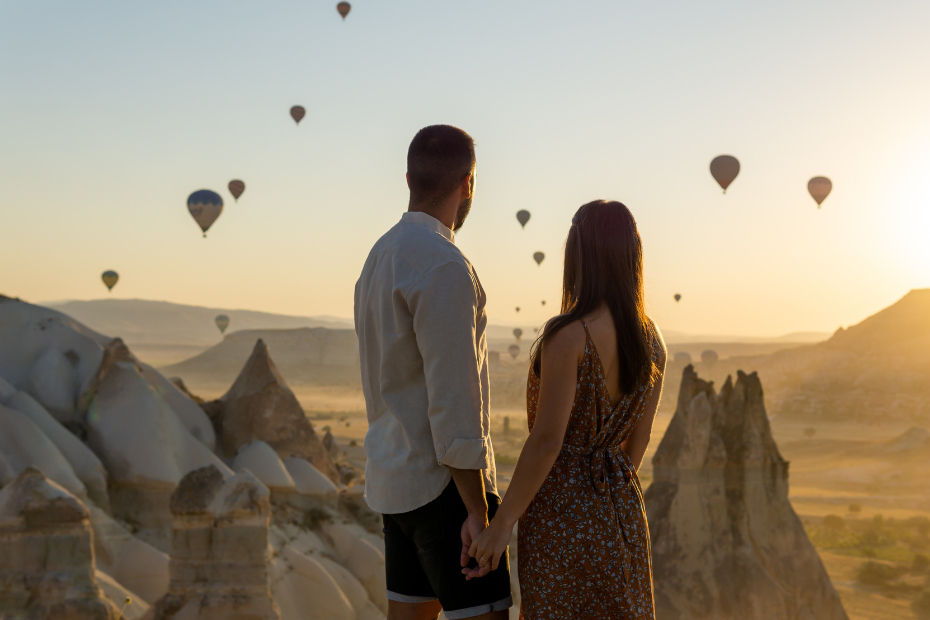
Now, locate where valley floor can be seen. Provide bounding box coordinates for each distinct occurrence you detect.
[177,377,929,620]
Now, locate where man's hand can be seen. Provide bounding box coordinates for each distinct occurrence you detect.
[460,512,489,570]
[464,517,511,579]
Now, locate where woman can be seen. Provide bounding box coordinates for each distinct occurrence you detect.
[466,200,666,619]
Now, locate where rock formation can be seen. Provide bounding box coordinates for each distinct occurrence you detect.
[207,339,337,479]
[644,366,848,620]
[0,298,387,620]
[143,466,281,620]
[0,468,120,620]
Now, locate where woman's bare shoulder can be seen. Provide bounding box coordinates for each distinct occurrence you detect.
[542,318,587,361]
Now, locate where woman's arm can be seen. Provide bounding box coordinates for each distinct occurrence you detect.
[464,322,585,578]
[620,326,667,471]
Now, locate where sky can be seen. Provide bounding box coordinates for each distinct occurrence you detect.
[1,0,929,337]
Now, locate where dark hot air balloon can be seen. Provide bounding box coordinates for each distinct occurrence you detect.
[533,252,545,266]
[228,180,245,201]
[515,307,521,313]
[337,2,351,19]
[710,155,740,193]
[187,190,224,237]
[701,350,719,367]
[513,328,523,342]
[215,314,230,334]
[101,271,119,292]
[674,294,681,303]
[541,300,546,306]
[508,344,520,360]
[808,177,832,207]
[290,106,306,125]
[516,210,531,228]
[673,351,692,365]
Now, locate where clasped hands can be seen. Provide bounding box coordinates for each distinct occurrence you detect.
[459,512,511,580]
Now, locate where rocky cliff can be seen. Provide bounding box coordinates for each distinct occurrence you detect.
[644,366,848,620]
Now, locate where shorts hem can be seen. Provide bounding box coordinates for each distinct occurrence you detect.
[444,595,514,619]
[386,590,438,604]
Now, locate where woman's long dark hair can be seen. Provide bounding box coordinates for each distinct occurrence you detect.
[530,200,657,394]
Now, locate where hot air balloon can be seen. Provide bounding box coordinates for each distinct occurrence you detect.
[674,294,681,303]
[101,270,119,292]
[533,252,545,266]
[290,106,306,125]
[541,300,546,306]
[228,180,245,201]
[515,307,521,313]
[516,210,531,228]
[710,155,740,193]
[808,177,832,207]
[508,344,520,360]
[701,350,719,368]
[513,328,523,342]
[336,2,351,19]
[215,314,230,334]
[674,351,692,365]
[187,190,224,237]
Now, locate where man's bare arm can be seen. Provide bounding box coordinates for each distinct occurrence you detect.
[448,466,488,569]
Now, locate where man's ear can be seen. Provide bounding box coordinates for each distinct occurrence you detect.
[462,173,473,198]
[406,172,410,189]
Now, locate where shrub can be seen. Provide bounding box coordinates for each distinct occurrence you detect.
[912,517,930,538]
[849,504,862,514]
[349,439,358,447]
[914,554,930,573]
[823,515,846,531]
[862,547,877,558]
[856,561,899,587]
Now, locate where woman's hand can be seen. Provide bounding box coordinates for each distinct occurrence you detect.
[463,518,512,579]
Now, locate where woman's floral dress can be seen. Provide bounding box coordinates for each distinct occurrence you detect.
[518,322,660,619]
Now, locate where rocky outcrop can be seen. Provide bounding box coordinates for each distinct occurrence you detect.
[644,366,848,620]
[0,468,120,620]
[207,339,337,480]
[143,466,281,620]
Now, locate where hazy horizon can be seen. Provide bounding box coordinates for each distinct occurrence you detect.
[3,0,929,338]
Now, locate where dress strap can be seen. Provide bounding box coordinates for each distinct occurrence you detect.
[580,320,592,339]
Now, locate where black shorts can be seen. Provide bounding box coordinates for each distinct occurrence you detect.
[382,481,513,619]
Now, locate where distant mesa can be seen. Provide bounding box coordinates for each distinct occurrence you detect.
[646,366,848,620]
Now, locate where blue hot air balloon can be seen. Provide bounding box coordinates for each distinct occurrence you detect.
[187,190,224,237]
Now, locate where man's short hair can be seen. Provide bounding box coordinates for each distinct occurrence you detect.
[407,125,475,207]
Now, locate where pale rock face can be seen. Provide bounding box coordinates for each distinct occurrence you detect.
[0,404,86,497]
[212,339,337,480]
[143,466,280,620]
[88,503,170,605]
[323,522,388,614]
[138,363,215,450]
[233,440,297,491]
[3,389,109,508]
[0,298,108,424]
[0,469,120,620]
[86,361,231,485]
[25,347,79,421]
[270,549,355,620]
[283,456,338,498]
[644,366,849,620]
[317,557,387,620]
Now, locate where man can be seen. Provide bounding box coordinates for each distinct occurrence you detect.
[354,125,511,620]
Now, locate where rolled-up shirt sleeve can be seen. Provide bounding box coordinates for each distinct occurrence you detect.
[409,262,488,470]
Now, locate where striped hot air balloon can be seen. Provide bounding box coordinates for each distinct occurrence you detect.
[290,106,306,125]
[215,314,230,334]
[187,190,224,237]
[228,180,245,201]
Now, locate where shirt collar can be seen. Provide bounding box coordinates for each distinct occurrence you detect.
[402,211,455,243]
